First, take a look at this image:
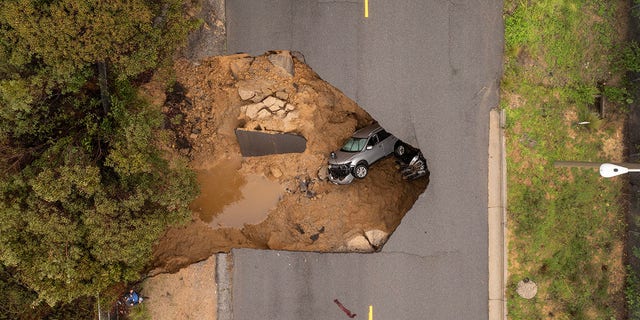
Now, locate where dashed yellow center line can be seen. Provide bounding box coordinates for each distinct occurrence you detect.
[369,305,373,320]
[365,0,369,18]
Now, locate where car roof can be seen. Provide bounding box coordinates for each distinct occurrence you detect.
[352,123,382,139]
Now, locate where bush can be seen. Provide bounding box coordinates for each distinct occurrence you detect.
[615,41,640,73]
[603,85,634,105]
[128,303,152,320]
[627,267,640,319]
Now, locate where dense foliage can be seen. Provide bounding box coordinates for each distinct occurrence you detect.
[0,0,198,316]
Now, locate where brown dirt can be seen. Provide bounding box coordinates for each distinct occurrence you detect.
[142,255,217,320]
[148,53,428,274]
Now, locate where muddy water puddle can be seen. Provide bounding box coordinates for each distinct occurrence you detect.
[191,160,283,228]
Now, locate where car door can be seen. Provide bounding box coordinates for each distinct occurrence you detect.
[376,129,395,155]
[365,133,385,163]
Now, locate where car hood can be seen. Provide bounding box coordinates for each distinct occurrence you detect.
[328,150,359,165]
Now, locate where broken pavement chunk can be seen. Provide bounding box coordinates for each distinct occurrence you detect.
[235,128,307,156]
[291,50,305,63]
[268,50,294,77]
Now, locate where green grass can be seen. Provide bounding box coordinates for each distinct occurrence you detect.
[503,0,627,318]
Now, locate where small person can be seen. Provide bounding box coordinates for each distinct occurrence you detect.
[126,289,142,306]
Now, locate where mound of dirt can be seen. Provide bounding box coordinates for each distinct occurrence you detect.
[147,52,428,273]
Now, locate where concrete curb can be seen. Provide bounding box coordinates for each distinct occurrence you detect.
[488,108,507,320]
[216,253,233,320]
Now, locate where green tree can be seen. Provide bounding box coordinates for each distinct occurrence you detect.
[0,0,196,85]
[0,0,199,309]
[0,264,95,320]
[0,85,197,305]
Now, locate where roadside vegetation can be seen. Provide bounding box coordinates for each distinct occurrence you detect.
[503,0,632,318]
[0,0,199,318]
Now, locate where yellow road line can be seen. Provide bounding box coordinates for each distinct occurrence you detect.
[365,0,369,18]
[369,305,373,320]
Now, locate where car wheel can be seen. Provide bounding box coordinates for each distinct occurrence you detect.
[353,162,369,179]
[394,142,406,157]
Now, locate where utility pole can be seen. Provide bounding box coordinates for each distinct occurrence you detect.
[554,161,640,177]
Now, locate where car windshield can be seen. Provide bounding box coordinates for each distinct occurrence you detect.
[340,137,367,152]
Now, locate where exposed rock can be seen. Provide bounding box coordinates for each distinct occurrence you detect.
[346,235,374,252]
[238,88,256,100]
[317,165,328,180]
[245,103,265,119]
[285,103,295,111]
[268,103,281,112]
[364,229,389,249]
[270,167,283,178]
[268,51,294,77]
[230,56,253,79]
[275,91,289,100]
[267,231,288,249]
[278,111,300,132]
[251,92,271,103]
[263,96,278,107]
[237,79,274,102]
[284,110,299,120]
[257,108,271,119]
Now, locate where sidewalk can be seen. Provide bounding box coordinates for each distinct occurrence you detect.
[488,108,507,320]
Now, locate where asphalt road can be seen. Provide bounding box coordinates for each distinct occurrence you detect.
[226,1,504,319]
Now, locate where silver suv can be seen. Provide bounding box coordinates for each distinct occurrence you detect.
[327,123,405,184]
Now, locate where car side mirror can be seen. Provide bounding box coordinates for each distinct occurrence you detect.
[366,146,373,150]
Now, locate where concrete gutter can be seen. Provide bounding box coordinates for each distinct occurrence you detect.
[216,253,233,320]
[488,108,507,320]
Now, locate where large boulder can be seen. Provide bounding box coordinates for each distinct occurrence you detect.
[345,235,374,252]
[365,229,389,249]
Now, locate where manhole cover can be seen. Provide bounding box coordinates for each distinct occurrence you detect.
[516,278,538,299]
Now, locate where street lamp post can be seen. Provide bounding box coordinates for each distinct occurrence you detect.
[554,161,640,178]
[600,163,640,178]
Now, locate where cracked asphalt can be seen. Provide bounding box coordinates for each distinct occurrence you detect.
[224,0,504,319]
